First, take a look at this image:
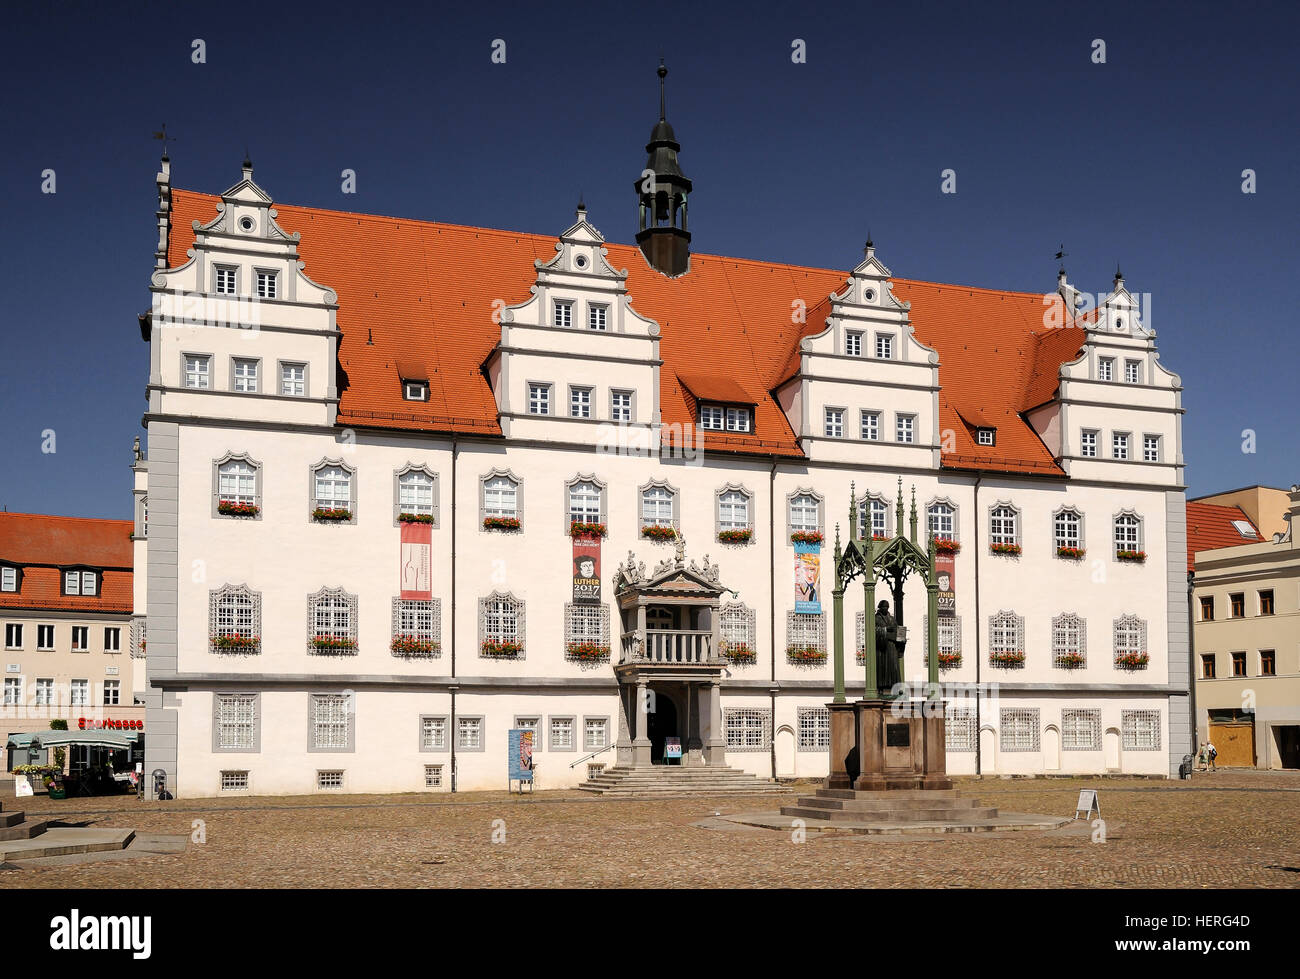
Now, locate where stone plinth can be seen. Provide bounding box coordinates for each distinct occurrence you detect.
[825,699,951,793]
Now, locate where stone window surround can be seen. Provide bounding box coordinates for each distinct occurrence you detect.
[418,714,450,753]
[308,457,357,524]
[479,591,526,659]
[213,263,239,296]
[307,586,359,655]
[307,691,356,753]
[569,384,595,419]
[1111,430,1132,460]
[456,715,486,752]
[393,463,440,528]
[637,478,681,534]
[925,496,959,542]
[1113,613,1148,657]
[1141,433,1162,462]
[563,473,608,534]
[479,467,525,531]
[895,412,917,444]
[583,715,611,752]
[1112,508,1144,557]
[860,409,881,441]
[180,351,213,389]
[208,583,262,652]
[527,380,553,416]
[796,706,831,751]
[715,482,755,541]
[229,355,262,393]
[563,603,610,651]
[1052,506,1085,554]
[719,601,756,657]
[988,610,1025,661]
[786,487,824,538]
[1051,612,1087,668]
[548,715,577,752]
[823,405,847,438]
[211,691,261,753]
[278,359,310,398]
[212,451,264,520]
[609,387,636,423]
[253,266,279,300]
[857,491,892,540]
[988,500,1021,548]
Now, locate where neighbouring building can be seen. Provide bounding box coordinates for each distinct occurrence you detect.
[0,512,145,770]
[136,70,1192,798]
[1190,486,1300,769]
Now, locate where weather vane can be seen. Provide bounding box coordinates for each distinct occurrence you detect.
[151,123,175,157]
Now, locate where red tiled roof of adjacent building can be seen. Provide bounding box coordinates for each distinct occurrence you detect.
[167,189,1090,475]
[0,513,134,613]
[1186,502,1264,571]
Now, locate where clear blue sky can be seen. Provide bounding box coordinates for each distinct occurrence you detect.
[1,0,1296,518]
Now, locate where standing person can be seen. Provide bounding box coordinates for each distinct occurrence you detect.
[1205,739,1217,771]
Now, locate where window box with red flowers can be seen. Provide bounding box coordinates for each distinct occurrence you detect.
[565,641,610,662]
[399,513,434,525]
[855,649,867,666]
[722,642,755,664]
[790,530,823,546]
[312,507,352,523]
[1056,546,1086,560]
[717,528,753,545]
[1115,651,1149,670]
[390,635,440,657]
[217,500,260,518]
[990,542,1021,556]
[211,633,260,652]
[569,521,606,539]
[937,652,962,670]
[481,639,523,658]
[641,524,677,542]
[933,537,961,554]
[310,634,357,653]
[483,516,521,532]
[787,645,826,664]
[1056,652,1085,669]
[990,649,1025,668]
[1115,550,1146,563]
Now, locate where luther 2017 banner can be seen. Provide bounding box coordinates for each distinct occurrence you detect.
[573,535,601,604]
[936,550,955,616]
[400,521,432,600]
[794,541,821,614]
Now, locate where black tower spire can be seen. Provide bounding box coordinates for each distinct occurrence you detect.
[635,61,693,277]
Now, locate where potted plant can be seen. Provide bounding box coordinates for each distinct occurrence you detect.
[312,506,352,522]
[937,651,962,670]
[721,642,755,663]
[565,641,610,661]
[211,633,260,651]
[790,530,823,545]
[399,512,434,524]
[391,635,439,656]
[569,521,606,539]
[310,634,357,653]
[990,649,1025,667]
[641,524,677,542]
[1057,545,1086,559]
[483,515,521,532]
[217,500,260,517]
[717,528,752,544]
[1056,651,1085,669]
[482,638,523,658]
[1115,651,1149,670]
[786,644,826,664]
[1116,549,1147,563]
[933,537,961,554]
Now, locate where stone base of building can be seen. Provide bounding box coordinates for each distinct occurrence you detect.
[826,698,951,792]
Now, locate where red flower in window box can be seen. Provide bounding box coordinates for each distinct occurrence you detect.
[990,649,1025,667]
[722,642,755,663]
[391,635,439,656]
[717,529,752,544]
[569,521,606,539]
[482,639,523,658]
[786,645,826,664]
[483,516,521,532]
[990,542,1022,556]
[312,507,352,522]
[937,652,962,670]
[790,530,824,546]
[399,513,434,524]
[565,641,610,661]
[1115,651,1149,670]
[1056,652,1085,669]
[933,537,960,553]
[1116,550,1146,563]
[217,500,260,518]
[1057,546,1086,559]
[210,633,260,650]
[641,525,677,542]
[310,634,357,652]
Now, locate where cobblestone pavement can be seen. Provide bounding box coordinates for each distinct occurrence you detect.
[2,770,1297,888]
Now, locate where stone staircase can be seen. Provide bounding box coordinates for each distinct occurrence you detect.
[0,800,135,863]
[577,765,789,797]
[782,788,998,824]
[0,801,50,844]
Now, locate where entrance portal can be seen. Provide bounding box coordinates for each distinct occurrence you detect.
[646,692,679,764]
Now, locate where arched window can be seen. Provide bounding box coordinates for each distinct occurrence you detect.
[569,480,602,524]
[989,504,1020,549]
[209,584,261,653]
[217,459,256,505]
[927,501,956,541]
[480,592,525,657]
[1114,614,1148,669]
[1114,512,1144,559]
[858,495,890,539]
[989,610,1025,668]
[718,489,750,532]
[310,459,355,522]
[1054,508,1083,554]
[307,587,358,654]
[719,602,756,660]
[1052,612,1086,668]
[397,469,435,518]
[483,474,519,519]
[639,482,678,532]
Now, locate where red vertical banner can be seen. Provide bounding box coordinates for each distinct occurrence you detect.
[936,551,955,616]
[400,521,433,600]
[573,535,601,604]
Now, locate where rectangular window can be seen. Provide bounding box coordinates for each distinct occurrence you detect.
[233,358,259,393]
[1259,590,1274,616]
[221,771,250,792]
[725,407,750,432]
[611,390,633,423]
[554,301,573,328]
[514,716,540,749]
[725,708,770,751]
[2,677,21,706]
[528,383,551,416]
[1054,510,1081,551]
[1080,430,1097,457]
[255,270,277,299]
[1260,650,1276,676]
[896,415,915,443]
[1098,357,1114,382]
[317,771,344,790]
[1230,593,1245,618]
[1,567,17,592]
[216,695,256,749]
[861,411,879,441]
[588,305,607,331]
[1142,434,1161,462]
[424,764,444,788]
[797,707,830,751]
[312,694,350,750]
[789,494,819,533]
[1121,710,1161,751]
[404,382,428,401]
[280,363,306,397]
[1000,708,1040,751]
[846,331,862,357]
[1112,433,1129,460]
[314,465,352,513]
[945,709,977,752]
[70,679,88,706]
[1062,709,1101,751]
[37,624,54,650]
[549,717,575,751]
[483,476,518,519]
[875,334,894,359]
[1124,359,1141,384]
[71,626,89,651]
[700,405,724,430]
[104,627,120,652]
[584,717,609,751]
[102,679,120,706]
[184,355,211,389]
[1200,596,1214,621]
[1231,651,1246,677]
[4,623,21,649]
[457,716,482,750]
[397,472,435,518]
[1201,653,1216,679]
[570,386,592,419]
[35,678,53,706]
[421,716,447,750]
[976,428,995,446]
[214,266,237,295]
[824,408,844,438]
[81,571,96,596]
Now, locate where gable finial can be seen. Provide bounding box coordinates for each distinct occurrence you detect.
[658,58,668,120]
[151,123,174,161]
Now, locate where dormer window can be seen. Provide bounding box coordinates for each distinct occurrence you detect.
[976,428,996,446]
[215,266,237,295]
[726,407,751,432]
[63,570,98,596]
[256,270,278,300]
[700,404,749,432]
[554,300,573,328]
[588,305,607,331]
[1,567,17,592]
[404,381,428,402]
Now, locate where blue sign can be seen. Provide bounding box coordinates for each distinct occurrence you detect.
[794,540,822,614]
[508,728,534,782]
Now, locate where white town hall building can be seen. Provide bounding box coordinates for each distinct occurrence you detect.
[133,72,1191,797]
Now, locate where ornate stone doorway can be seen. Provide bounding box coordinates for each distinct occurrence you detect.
[646,689,680,763]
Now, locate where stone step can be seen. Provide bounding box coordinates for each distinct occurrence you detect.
[0,820,49,842]
[781,805,1000,823]
[0,828,134,862]
[0,810,25,828]
[815,788,960,801]
[796,795,986,812]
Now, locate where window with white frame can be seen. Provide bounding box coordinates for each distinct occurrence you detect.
[104,627,120,652]
[1054,508,1082,552]
[824,408,844,438]
[718,488,751,533]
[313,462,353,514]
[588,305,607,331]
[1124,359,1140,384]
[568,479,602,526]
[700,405,724,430]
[896,414,915,444]
[397,469,436,519]
[797,707,831,750]
[859,495,889,539]
[725,708,771,750]
[719,602,756,657]
[214,265,237,295]
[3,677,21,706]
[424,764,444,788]
[280,362,306,396]
[1001,708,1040,751]
[861,410,880,441]
[316,770,344,789]
[421,716,447,750]
[215,694,256,750]
[927,501,956,541]
[221,771,250,791]
[311,694,351,750]
[923,614,962,660]
[232,358,259,393]
[4,623,21,649]
[184,355,211,389]
[640,483,676,530]
[1142,434,1161,462]
[308,587,358,654]
[989,610,1024,667]
[218,457,258,507]
[0,567,16,592]
[1114,614,1147,663]
[35,678,53,706]
[37,624,54,649]
[787,611,825,656]
[70,679,88,706]
[549,716,575,751]
[483,473,519,520]
[1098,357,1114,382]
[976,428,995,446]
[480,592,524,656]
[255,269,277,299]
[1051,613,1086,668]
[875,334,894,359]
[71,626,89,650]
[788,492,821,535]
[846,331,863,357]
[1080,429,1098,457]
[570,386,592,419]
[393,599,440,656]
[725,407,750,432]
[564,603,609,657]
[1112,432,1129,460]
[457,717,483,750]
[554,300,573,327]
[1062,709,1101,751]
[945,707,977,751]
[611,390,633,422]
[514,716,540,748]
[989,505,1019,548]
[403,381,428,402]
[528,383,551,415]
[103,679,120,706]
[1114,512,1143,557]
[1122,710,1161,750]
[584,717,609,750]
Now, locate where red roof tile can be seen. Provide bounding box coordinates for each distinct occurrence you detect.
[0,513,133,569]
[0,568,133,614]
[1187,502,1263,571]
[167,190,1088,473]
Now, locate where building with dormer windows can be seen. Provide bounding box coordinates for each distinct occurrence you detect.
[135,70,1192,797]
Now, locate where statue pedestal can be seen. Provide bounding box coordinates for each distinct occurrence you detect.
[826,699,951,792]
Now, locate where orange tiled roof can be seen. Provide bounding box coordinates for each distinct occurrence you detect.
[0,513,134,614]
[167,190,1090,474]
[1187,502,1264,571]
[0,568,133,614]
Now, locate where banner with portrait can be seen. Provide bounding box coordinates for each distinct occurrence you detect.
[794,541,822,614]
[508,729,534,782]
[936,550,956,616]
[572,535,601,604]
[400,520,432,600]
